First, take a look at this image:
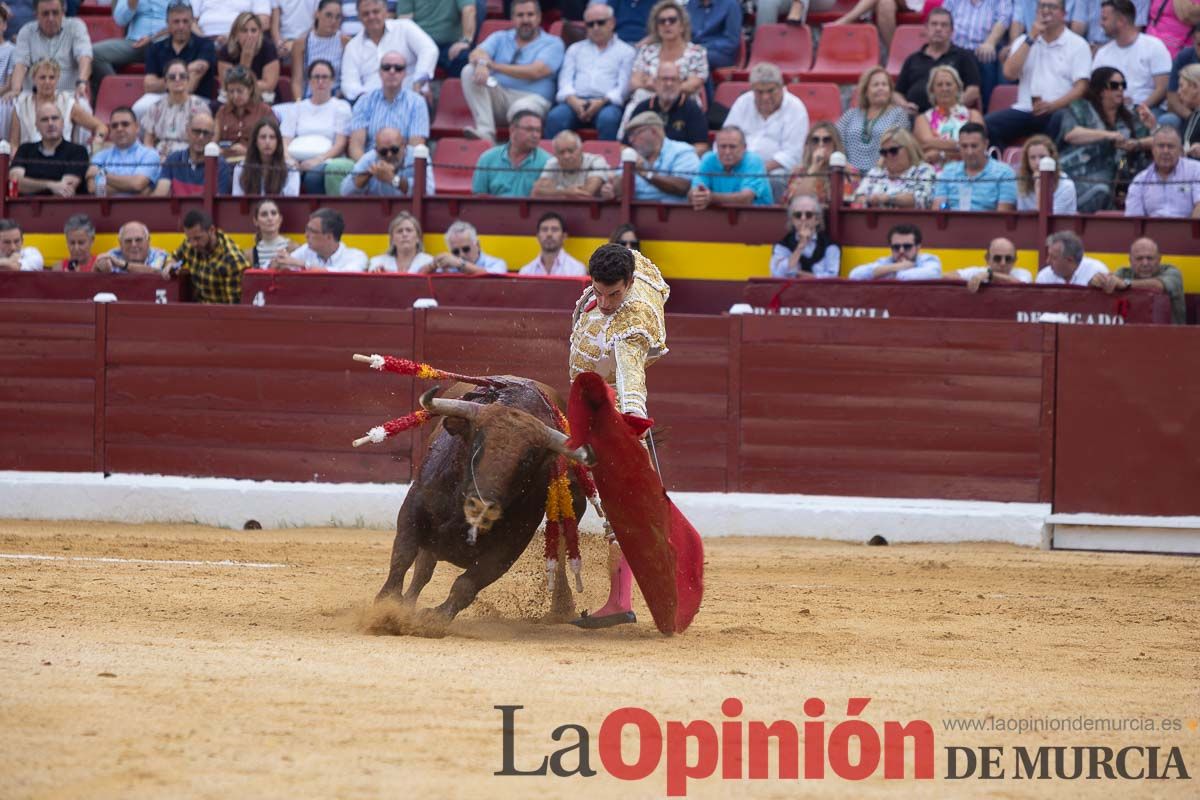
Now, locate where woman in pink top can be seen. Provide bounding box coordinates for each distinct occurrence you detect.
[1146,0,1200,58]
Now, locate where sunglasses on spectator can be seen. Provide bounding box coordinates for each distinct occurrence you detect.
[890,242,917,251]
[989,254,1016,264]
[810,135,833,144]
[619,238,640,248]
[879,146,902,157]
[1107,81,1126,90]
[191,127,213,135]
[377,146,402,156]
[380,63,407,72]
[451,246,473,256]
[792,210,818,219]
[167,72,188,80]
[310,73,333,81]
[657,15,680,25]
[585,19,609,28]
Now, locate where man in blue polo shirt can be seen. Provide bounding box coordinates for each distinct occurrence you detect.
[623,110,700,203]
[460,0,563,144]
[471,109,549,196]
[154,111,233,196]
[933,122,1017,211]
[86,107,162,197]
[688,126,772,209]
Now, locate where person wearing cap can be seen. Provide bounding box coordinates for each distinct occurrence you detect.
[471,108,549,197]
[618,110,700,203]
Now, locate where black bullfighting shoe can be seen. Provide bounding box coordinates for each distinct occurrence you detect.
[569,610,637,629]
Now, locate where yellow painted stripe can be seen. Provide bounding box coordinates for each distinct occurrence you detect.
[24,234,1200,293]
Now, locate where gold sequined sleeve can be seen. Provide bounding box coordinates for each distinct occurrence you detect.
[610,301,664,417]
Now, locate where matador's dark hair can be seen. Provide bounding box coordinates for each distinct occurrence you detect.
[588,242,635,284]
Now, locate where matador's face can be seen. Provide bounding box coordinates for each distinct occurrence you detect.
[593,278,632,316]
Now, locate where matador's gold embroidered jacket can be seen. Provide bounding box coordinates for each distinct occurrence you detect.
[569,250,669,417]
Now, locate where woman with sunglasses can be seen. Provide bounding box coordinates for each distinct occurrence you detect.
[620,1,709,135]
[609,224,642,251]
[770,194,840,279]
[836,67,911,173]
[852,127,937,209]
[282,59,352,194]
[142,59,213,158]
[785,122,861,205]
[217,12,281,103]
[1015,134,1077,213]
[291,0,346,101]
[913,65,984,168]
[1057,66,1153,212]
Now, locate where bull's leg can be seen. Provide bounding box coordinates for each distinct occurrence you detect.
[376,515,420,602]
[402,548,437,604]
[431,532,532,620]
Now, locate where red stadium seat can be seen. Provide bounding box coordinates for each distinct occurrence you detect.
[479,19,515,40]
[1002,146,1024,169]
[988,84,1019,113]
[714,80,750,110]
[486,0,504,19]
[886,25,926,79]
[95,75,143,123]
[548,19,564,37]
[432,138,492,195]
[735,24,812,81]
[582,140,623,168]
[807,24,881,83]
[808,0,856,24]
[538,138,555,156]
[83,15,124,42]
[787,82,843,124]
[79,0,111,16]
[273,77,294,104]
[432,79,473,139]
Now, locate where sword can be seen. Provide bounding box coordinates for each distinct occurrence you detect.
[646,427,663,477]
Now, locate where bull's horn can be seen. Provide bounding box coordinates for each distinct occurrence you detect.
[542,423,596,466]
[419,386,483,421]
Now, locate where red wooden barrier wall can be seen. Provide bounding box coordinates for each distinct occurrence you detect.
[1053,325,1200,516]
[6,300,1200,515]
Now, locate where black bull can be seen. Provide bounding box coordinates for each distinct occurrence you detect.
[376,378,592,620]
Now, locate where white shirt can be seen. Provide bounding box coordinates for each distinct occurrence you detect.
[367,252,434,272]
[280,97,352,141]
[1035,256,1109,286]
[518,250,588,276]
[722,91,810,171]
[1016,174,1078,213]
[231,163,301,196]
[290,242,369,272]
[956,266,1034,283]
[192,0,271,38]
[556,36,635,106]
[17,246,45,271]
[1016,28,1092,113]
[1091,34,1172,107]
[341,19,439,101]
[271,0,317,41]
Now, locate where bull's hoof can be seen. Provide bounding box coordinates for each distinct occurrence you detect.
[569,610,636,629]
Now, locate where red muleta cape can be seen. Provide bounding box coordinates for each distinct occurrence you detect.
[566,371,704,635]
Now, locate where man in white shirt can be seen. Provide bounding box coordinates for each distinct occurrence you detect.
[1035,230,1118,288]
[274,209,369,272]
[518,212,587,277]
[949,237,1034,292]
[1091,0,1171,110]
[722,62,809,203]
[986,0,1091,149]
[192,0,271,41]
[849,223,944,281]
[0,218,45,271]
[341,0,438,102]
[544,2,634,141]
[271,0,317,59]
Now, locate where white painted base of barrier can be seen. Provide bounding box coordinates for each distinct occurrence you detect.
[1049,514,1200,555]
[0,471,1057,547]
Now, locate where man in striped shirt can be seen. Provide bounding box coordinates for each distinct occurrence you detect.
[941,0,1013,111]
[347,51,429,160]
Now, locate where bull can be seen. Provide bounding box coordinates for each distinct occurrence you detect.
[376,378,592,622]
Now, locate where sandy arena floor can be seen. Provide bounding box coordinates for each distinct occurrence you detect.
[1,519,1197,799]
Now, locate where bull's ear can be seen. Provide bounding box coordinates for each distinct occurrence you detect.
[443,416,471,438]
